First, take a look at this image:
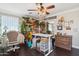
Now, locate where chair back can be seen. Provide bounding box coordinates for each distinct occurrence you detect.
[7,31,18,42]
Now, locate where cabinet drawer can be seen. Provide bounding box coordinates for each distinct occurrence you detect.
[56,40,70,45]
[55,42,71,50]
[59,38,70,41]
[56,39,71,43]
[55,41,65,48]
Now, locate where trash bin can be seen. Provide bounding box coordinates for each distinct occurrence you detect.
[51,37,55,49]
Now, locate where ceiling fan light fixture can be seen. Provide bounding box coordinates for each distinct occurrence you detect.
[28,3,55,15]
[37,6,48,15]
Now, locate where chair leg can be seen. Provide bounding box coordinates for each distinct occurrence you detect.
[13,48,15,52]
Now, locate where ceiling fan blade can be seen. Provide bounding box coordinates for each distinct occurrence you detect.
[46,11,50,15]
[27,9,36,11]
[46,5,55,9]
[36,3,43,6]
[40,3,43,6]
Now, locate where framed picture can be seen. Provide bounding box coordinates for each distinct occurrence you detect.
[57,25,62,30]
[66,26,71,30]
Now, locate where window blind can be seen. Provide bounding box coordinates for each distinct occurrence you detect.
[1,15,19,33]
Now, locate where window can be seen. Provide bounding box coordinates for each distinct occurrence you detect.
[1,15,19,34]
[48,23,54,34]
[48,23,52,31]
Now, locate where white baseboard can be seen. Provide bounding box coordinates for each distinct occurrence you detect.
[72,45,79,49]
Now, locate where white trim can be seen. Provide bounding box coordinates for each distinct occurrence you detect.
[72,45,79,49]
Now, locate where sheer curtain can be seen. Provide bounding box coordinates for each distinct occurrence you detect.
[1,15,19,34]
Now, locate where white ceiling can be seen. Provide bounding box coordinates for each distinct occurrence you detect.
[0,3,79,18]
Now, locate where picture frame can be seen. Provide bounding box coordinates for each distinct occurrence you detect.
[66,26,71,30]
[57,25,62,30]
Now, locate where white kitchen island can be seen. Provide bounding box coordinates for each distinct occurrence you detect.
[32,33,54,56]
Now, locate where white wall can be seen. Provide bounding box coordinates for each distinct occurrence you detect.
[49,8,79,49]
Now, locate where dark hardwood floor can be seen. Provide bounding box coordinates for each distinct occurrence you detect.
[49,47,79,56]
[1,46,79,56]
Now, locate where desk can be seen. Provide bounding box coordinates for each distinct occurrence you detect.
[32,34,54,56]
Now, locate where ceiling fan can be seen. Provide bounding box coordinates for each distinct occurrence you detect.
[27,3,55,15]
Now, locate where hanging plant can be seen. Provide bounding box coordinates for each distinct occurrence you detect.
[21,17,34,34]
[40,21,45,28]
[21,21,27,34]
[35,20,40,27]
[22,17,30,20]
